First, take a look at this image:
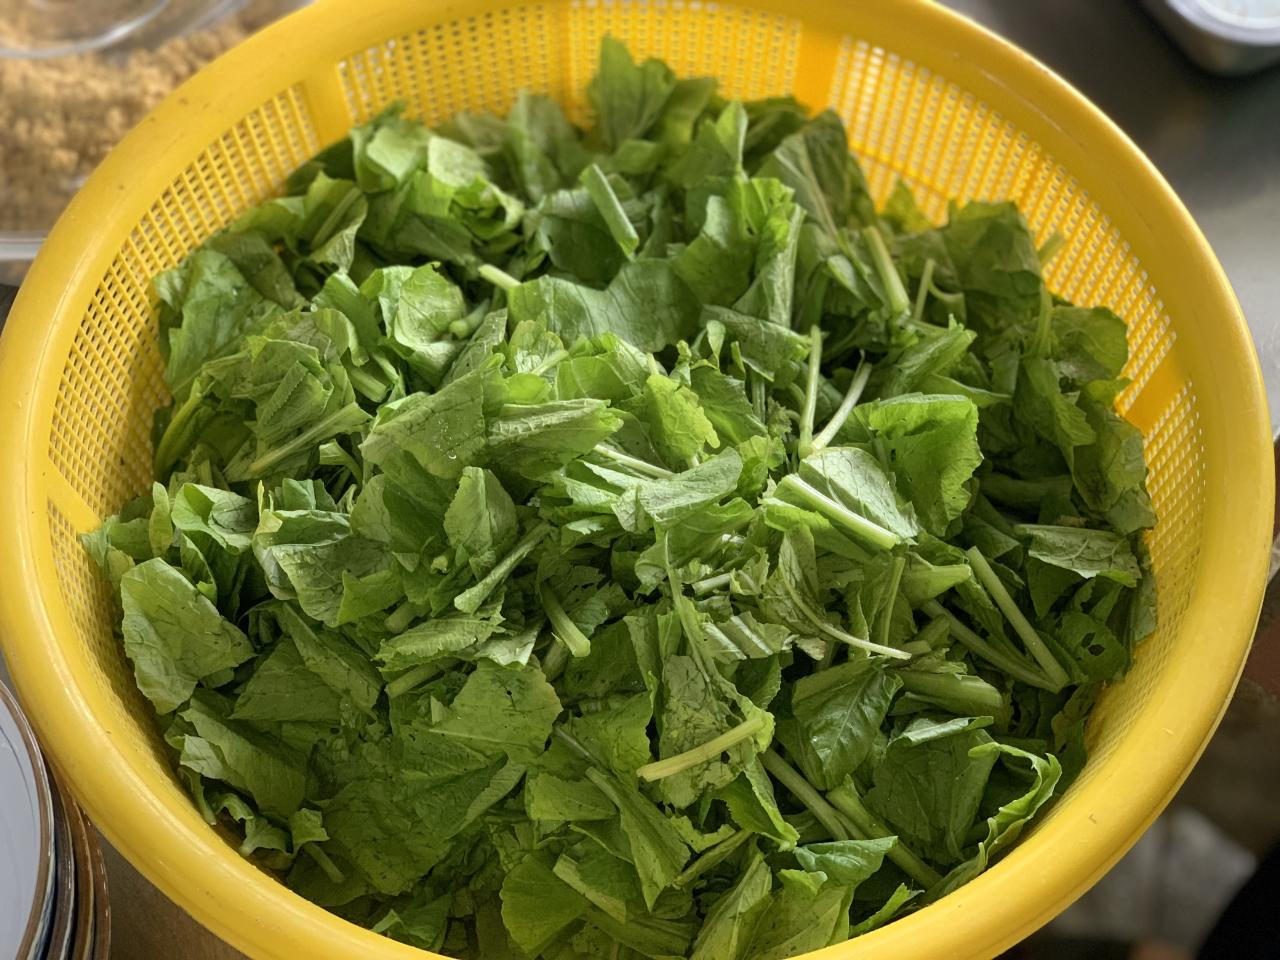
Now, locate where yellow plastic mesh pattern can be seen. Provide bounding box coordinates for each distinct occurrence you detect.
[47,501,163,767]
[24,4,1237,954]
[48,86,321,520]
[338,3,564,125]
[46,86,321,756]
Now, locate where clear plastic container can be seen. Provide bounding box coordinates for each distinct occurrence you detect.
[0,1,305,284]
[0,1,172,59]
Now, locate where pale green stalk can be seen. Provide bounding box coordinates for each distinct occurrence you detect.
[637,715,767,782]
[965,546,1070,690]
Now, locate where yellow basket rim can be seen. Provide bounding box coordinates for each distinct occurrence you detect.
[0,1,1271,958]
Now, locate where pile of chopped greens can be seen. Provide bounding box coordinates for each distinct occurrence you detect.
[84,38,1156,959]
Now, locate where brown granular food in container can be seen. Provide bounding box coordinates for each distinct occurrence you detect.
[0,4,284,232]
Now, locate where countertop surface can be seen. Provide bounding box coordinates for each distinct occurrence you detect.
[1,2,1278,959]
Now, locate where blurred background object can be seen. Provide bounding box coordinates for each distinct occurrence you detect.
[0,680,53,960]
[0,681,109,960]
[0,0,170,59]
[1141,0,1280,75]
[0,1,307,283]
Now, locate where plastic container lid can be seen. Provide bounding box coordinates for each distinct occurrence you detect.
[0,682,54,960]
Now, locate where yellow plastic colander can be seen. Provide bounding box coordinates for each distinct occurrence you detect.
[0,1,1271,958]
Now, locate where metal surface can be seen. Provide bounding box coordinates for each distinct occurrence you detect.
[0,682,54,960]
[942,0,1280,435]
[1141,0,1280,75]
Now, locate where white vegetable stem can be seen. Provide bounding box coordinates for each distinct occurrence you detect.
[478,263,519,291]
[797,325,824,459]
[637,715,766,782]
[779,577,910,661]
[775,475,899,551]
[964,546,1070,690]
[863,225,911,317]
[592,443,675,479]
[805,361,871,457]
[761,749,849,842]
[827,783,942,889]
[920,599,1058,691]
[912,258,936,327]
[540,584,591,657]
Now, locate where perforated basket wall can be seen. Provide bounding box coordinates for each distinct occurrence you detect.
[3,2,1266,959]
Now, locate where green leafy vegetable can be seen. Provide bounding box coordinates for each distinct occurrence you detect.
[85,37,1157,960]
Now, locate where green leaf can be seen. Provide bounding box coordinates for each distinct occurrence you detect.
[745,868,856,960]
[1071,380,1156,533]
[1016,523,1141,586]
[849,883,919,935]
[252,497,390,629]
[941,201,1044,333]
[644,373,720,469]
[534,185,627,285]
[793,837,895,890]
[675,176,797,313]
[879,326,977,398]
[269,604,382,714]
[865,394,981,536]
[588,36,677,150]
[1051,306,1128,383]
[619,448,744,531]
[488,399,622,479]
[652,655,762,808]
[789,660,903,790]
[554,845,644,923]
[585,768,690,910]
[797,446,920,542]
[527,772,616,822]
[444,466,519,576]
[119,558,254,714]
[1015,356,1096,468]
[372,894,450,951]
[176,690,306,818]
[429,661,561,762]
[703,306,808,382]
[508,259,699,353]
[931,743,1062,896]
[864,716,998,864]
[690,853,772,960]
[581,164,641,259]
[717,760,799,847]
[233,638,343,723]
[322,752,516,896]
[501,854,586,955]
[170,484,257,553]
[374,263,467,373]
[567,693,654,776]
[157,248,280,402]
[362,360,506,481]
